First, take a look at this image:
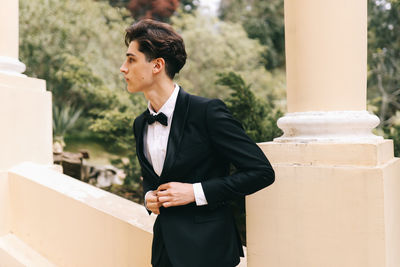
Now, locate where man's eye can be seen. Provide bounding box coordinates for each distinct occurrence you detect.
[129,58,134,63]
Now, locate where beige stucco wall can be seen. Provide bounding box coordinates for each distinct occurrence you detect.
[247,141,400,267]
[0,74,52,170]
[6,162,154,267]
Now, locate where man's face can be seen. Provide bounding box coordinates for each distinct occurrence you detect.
[120,40,155,93]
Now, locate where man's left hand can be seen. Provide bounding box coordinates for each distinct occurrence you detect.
[157,182,195,208]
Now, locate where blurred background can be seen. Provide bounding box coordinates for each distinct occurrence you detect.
[18,0,400,243]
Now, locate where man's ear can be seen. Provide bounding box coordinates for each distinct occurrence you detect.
[152,58,165,74]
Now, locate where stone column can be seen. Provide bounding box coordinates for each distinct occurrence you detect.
[285,0,366,112]
[0,0,52,170]
[0,0,26,76]
[247,0,400,266]
[275,0,381,143]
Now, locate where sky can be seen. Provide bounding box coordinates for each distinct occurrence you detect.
[199,0,221,16]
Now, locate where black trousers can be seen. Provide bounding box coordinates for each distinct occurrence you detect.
[152,218,239,267]
[152,219,173,267]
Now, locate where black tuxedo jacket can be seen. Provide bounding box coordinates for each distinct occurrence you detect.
[133,88,275,267]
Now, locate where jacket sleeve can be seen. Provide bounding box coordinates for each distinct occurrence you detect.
[133,117,153,214]
[201,99,275,205]
[133,119,150,198]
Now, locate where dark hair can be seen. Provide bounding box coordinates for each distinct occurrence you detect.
[125,19,187,79]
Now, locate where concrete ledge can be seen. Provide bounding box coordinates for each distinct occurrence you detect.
[8,162,155,267]
[0,233,55,267]
[0,171,10,236]
[0,247,23,267]
[259,139,393,167]
[0,73,45,92]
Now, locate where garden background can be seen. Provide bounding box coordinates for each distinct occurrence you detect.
[19,0,400,243]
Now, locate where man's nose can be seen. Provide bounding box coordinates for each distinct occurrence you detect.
[120,63,127,73]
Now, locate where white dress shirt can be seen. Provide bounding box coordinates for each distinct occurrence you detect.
[144,84,207,206]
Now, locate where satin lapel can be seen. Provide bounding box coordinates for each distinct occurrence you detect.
[160,88,191,178]
[135,113,159,180]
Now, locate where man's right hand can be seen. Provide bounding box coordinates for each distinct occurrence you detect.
[145,191,162,214]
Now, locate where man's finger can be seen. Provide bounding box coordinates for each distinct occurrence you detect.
[157,183,171,191]
[158,196,173,203]
[147,194,158,201]
[150,207,160,214]
[156,190,171,197]
[146,198,158,204]
[146,201,162,208]
[162,202,173,208]
[147,203,157,209]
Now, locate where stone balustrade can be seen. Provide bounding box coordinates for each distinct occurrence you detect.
[0,162,155,266]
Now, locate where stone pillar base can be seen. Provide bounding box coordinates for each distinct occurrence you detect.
[275,111,382,143]
[0,56,26,77]
[0,73,52,170]
[248,140,400,267]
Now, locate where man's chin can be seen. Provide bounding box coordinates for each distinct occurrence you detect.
[126,86,139,94]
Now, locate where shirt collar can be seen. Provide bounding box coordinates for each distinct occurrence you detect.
[148,84,180,119]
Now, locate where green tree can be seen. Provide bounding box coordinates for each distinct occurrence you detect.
[367,0,400,156]
[20,0,135,116]
[53,104,83,143]
[217,72,282,142]
[172,12,286,104]
[20,0,148,188]
[89,105,146,189]
[383,112,400,157]
[219,0,285,70]
[368,0,400,126]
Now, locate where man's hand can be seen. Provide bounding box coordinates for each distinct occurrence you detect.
[157,182,195,208]
[145,191,162,214]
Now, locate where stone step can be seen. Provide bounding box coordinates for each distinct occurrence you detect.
[0,233,55,267]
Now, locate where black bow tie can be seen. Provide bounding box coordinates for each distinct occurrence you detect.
[144,110,168,126]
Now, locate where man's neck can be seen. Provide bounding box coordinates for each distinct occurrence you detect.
[144,80,175,113]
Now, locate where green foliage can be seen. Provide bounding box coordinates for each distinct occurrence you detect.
[19,0,287,203]
[367,0,400,126]
[89,99,145,151]
[219,0,285,69]
[384,125,400,157]
[179,0,199,13]
[110,154,143,201]
[217,72,283,142]
[172,12,286,103]
[20,0,147,188]
[89,95,146,186]
[53,104,83,139]
[381,111,400,157]
[19,0,133,114]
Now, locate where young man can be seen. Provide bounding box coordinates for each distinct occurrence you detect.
[120,19,275,267]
